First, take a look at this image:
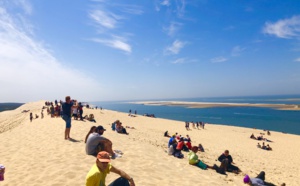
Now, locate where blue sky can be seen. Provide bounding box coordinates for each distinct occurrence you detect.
[1,0,300,102]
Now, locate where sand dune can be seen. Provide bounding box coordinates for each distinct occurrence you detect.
[0,101,299,185]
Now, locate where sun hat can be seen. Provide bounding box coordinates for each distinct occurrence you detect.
[243,175,250,183]
[97,151,111,163]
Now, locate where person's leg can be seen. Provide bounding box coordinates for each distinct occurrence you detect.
[256,171,265,181]
[65,117,71,139]
[108,177,129,186]
[65,128,68,139]
[102,140,114,155]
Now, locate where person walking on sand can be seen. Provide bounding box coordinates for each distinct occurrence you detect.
[30,112,33,122]
[62,96,73,140]
[86,151,135,186]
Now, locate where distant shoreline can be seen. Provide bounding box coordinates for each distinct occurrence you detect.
[131,101,300,111]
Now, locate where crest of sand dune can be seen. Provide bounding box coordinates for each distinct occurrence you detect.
[0,101,299,185]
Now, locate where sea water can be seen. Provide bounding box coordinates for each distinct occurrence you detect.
[92,95,300,135]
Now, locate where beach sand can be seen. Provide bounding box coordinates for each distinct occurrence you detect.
[0,101,299,185]
[133,101,300,111]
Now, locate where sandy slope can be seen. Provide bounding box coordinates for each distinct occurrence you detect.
[0,101,299,186]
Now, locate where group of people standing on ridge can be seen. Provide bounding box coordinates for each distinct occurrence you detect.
[185,121,205,130]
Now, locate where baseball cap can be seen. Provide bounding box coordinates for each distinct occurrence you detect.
[97,151,111,163]
[96,125,106,131]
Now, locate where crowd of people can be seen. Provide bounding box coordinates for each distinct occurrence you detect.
[33,96,282,185]
[185,121,205,130]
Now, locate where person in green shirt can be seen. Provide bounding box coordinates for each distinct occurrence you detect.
[86,151,135,186]
[188,146,214,170]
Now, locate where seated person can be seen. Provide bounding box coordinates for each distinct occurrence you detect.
[257,143,261,148]
[176,137,189,152]
[86,151,135,186]
[88,114,96,122]
[266,144,272,151]
[250,133,257,139]
[261,142,267,150]
[198,143,205,152]
[168,135,176,148]
[115,121,129,135]
[164,131,171,137]
[184,135,191,142]
[218,150,241,173]
[185,139,192,150]
[188,146,214,170]
[267,130,271,135]
[85,125,121,159]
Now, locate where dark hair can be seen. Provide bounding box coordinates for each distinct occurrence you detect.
[85,126,96,143]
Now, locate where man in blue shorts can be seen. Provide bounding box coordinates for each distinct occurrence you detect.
[62,96,73,140]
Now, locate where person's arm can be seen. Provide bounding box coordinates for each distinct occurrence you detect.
[218,154,224,162]
[110,166,135,186]
[228,155,233,164]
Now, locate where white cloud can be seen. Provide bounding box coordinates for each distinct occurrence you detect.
[91,36,132,53]
[175,0,186,18]
[161,0,170,6]
[164,22,182,36]
[171,58,186,64]
[17,0,32,15]
[165,40,186,55]
[0,4,101,102]
[294,58,300,62]
[231,46,246,56]
[210,57,228,63]
[263,15,300,39]
[89,10,120,29]
[120,5,143,15]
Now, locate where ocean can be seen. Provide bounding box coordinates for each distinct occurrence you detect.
[91,95,300,135]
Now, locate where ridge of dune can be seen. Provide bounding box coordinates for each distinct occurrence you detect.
[0,101,299,185]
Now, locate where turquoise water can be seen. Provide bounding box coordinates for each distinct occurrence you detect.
[93,95,300,135]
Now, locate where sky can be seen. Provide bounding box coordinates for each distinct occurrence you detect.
[1,0,300,102]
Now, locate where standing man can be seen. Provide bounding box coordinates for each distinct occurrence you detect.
[86,151,135,186]
[62,96,73,140]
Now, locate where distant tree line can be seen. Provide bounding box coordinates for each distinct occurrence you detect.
[0,103,24,112]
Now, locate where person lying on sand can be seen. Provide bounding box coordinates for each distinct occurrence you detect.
[243,171,279,186]
[86,126,121,159]
[218,150,241,174]
[86,151,135,186]
[188,146,214,170]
